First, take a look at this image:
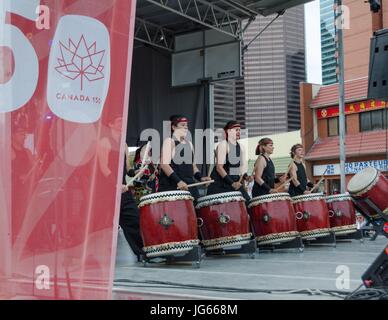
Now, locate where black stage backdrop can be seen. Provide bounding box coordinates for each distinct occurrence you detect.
[127,46,206,146]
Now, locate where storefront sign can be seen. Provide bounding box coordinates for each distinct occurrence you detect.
[314,159,388,176]
[317,100,386,119]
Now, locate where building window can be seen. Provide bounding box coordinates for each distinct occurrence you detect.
[328,117,338,136]
[360,110,387,132]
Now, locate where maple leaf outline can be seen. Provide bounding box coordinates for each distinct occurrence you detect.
[55,35,106,91]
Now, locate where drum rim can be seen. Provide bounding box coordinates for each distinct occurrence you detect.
[347,167,378,194]
[325,192,352,202]
[250,192,291,202]
[248,193,292,208]
[292,192,325,201]
[139,190,192,202]
[196,191,244,203]
[195,191,245,209]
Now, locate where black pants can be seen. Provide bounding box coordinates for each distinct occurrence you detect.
[119,192,144,257]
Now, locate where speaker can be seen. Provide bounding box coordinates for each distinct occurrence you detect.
[362,245,388,288]
[368,28,388,99]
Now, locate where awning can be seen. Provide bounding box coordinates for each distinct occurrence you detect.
[310,77,369,109]
[305,130,388,161]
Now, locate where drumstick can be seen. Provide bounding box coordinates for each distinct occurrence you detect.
[141,140,152,166]
[275,178,292,192]
[126,165,148,187]
[185,180,214,188]
[310,167,329,193]
[126,139,152,187]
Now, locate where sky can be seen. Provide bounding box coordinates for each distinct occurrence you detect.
[305,0,322,84]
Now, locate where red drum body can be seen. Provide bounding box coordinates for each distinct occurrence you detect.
[139,191,199,257]
[292,193,331,240]
[249,193,299,245]
[326,193,357,235]
[347,167,388,219]
[195,192,251,251]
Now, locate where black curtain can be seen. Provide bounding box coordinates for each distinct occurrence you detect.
[126,46,206,146]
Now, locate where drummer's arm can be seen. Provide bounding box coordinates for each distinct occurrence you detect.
[255,156,274,193]
[215,141,228,178]
[240,143,248,176]
[304,163,314,189]
[160,138,174,176]
[160,138,188,190]
[216,142,238,188]
[290,163,309,194]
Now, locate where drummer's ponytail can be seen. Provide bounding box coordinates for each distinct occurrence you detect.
[256,138,273,155]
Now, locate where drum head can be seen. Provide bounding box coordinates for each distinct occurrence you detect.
[196,191,245,209]
[347,167,378,194]
[325,193,352,203]
[292,192,325,203]
[139,190,193,207]
[251,192,291,203]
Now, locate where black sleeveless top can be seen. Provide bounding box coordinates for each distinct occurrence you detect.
[207,142,241,194]
[252,155,276,197]
[288,161,307,197]
[158,139,195,191]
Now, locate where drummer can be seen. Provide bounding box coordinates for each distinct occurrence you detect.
[252,138,285,197]
[207,120,250,202]
[288,144,315,197]
[159,115,211,201]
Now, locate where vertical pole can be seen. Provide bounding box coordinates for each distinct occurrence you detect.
[208,83,215,175]
[336,0,347,193]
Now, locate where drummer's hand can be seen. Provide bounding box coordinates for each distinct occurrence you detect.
[279,175,286,183]
[121,184,129,193]
[269,188,278,194]
[232,182,242,190]
[304,190,311,194]
[201,176,212,183]
[177,181,189,191]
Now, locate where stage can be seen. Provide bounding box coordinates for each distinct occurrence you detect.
[113,233,387,300]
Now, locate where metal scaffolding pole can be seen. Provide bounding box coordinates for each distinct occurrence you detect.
[336,0,346,193]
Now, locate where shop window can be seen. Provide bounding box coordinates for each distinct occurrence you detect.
[328,179,341,195]
[360,109,387,132]
[328,117,338,136]
[328,116,348,136]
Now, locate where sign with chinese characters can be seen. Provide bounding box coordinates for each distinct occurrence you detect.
[313,160,388,176]
[317,100,386,119]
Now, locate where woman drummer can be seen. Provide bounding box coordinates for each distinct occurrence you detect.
[207,120,250,202]
[252,138,285,197]
[288,144,315,197]
[159,115,211,201]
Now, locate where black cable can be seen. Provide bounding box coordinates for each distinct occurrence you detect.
[344,284,388,300]
[114,278,349,298]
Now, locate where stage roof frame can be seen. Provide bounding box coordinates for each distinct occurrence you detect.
[134,0,313,51]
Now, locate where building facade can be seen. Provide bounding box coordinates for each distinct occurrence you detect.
[299,1,388,194]
[213,5,306,136]
[300,78,388,194]
[320,0,338,85]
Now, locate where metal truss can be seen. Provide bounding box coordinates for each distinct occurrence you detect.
[135,17,175,51]
[143,0,245,39]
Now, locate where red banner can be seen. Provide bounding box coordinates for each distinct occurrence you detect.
[317,100,386,119]
[0,0,136,299]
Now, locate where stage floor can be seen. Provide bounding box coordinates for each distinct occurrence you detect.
[113,235,387,300]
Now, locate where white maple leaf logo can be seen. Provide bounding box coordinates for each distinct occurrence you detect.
[55,35,105,90]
